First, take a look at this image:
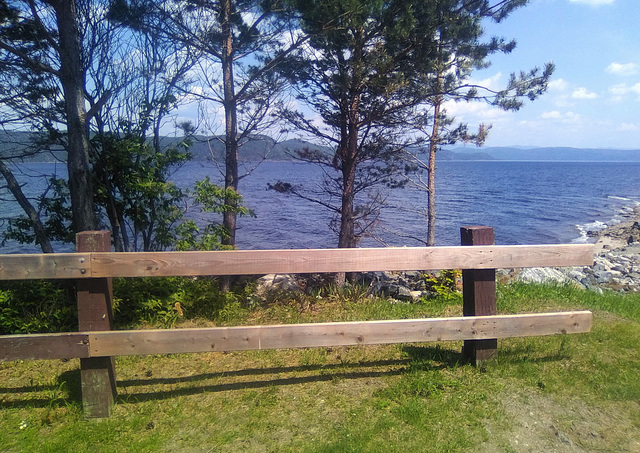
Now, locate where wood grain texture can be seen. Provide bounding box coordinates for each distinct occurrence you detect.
[0,333,90,361]
[0,253,90,280]
[76,230,116,419]
[461,226,498,363]
[88,311,592,357]
[87,244,595,278]
[0,244,595,280]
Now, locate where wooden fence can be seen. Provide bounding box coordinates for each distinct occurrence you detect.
[0,227,595,418]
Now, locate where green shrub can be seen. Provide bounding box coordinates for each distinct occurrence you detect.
[112,276,253,327]
[424,269,462,300]
[0,280,76,334]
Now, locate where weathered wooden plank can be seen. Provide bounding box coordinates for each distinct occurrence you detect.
[0,253,90,280]
[0,333,90,361]
[88,311,592,357]
[88,244,594,278]
[0,244,595,280]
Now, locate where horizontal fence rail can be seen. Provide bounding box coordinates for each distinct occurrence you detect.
[0,244,595,280]
[0,311,592,362]
[0,229,597,418]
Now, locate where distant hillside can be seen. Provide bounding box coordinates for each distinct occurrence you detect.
[188,137,493,162]
[183,136,333,161]
[437,149,494,161]
[448,146,640,162]
[0,130,66,162]
[4,130,640,163]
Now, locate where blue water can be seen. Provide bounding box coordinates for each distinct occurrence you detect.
[177,160,640,248]
[1,160,639,252]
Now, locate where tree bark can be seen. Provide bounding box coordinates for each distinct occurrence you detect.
[0,160,54,253]
[220,0,239,251]
[338,155,357,249]
[427,46,444,247]
[427,96,441,247]
[220,0,238,292]
[52,0,96,233]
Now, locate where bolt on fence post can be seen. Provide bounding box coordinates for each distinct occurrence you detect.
[76,230,116,418]
[460,226,498,366]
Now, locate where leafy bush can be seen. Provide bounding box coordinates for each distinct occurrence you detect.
[424,270,462,300]
[112,276,253,327]
[0,280,76,334]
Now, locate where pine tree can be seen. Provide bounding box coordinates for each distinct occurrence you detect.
[0,0,96,232]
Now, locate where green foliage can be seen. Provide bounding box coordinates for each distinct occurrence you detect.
[112,276,253,327]
[320,282,371,305]
[0,280,75,334]
[4,177,75,246]
[175,177,255,251]
[424,270,461,300]
[92,133,191,251]
[2,134,254,253]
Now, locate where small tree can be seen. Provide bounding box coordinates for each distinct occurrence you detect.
[403,0,553,245]
[113,0,303,252]
[278,0,553,253]
[277,0,445,252]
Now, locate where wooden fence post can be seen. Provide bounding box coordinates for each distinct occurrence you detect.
[460,226,497,365]
[76,231,116,418]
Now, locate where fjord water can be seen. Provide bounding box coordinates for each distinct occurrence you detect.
[1,160,639,252]
[179,160,640,249]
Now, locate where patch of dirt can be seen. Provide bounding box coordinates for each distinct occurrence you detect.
[479,386,640,452]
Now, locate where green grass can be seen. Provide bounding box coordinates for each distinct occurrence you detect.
[2,283,640,452]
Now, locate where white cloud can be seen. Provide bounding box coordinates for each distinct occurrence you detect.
[541,110,562,119]
[548,78,569,91]
[618,123,640,132]
[572,87,598,99]
[606,62,639,76]
[469,72,503,92]
[608,83,640,100]
[568,0,615,5]
[541,110,581,123]
[609,83,629,96]
[442,98,509,121]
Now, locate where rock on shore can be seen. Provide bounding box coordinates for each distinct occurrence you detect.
[256,204,640,300]
[512,205,640,292]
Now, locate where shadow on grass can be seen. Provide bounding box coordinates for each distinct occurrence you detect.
[0,368,82,410]
[116,358,411,404]
[115,347,479,404]
[402,345,465,369]
[118,358,409,387]
[0,343,570,409]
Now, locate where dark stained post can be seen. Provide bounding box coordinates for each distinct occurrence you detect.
[460,226,497,365]
[76,231,116,418]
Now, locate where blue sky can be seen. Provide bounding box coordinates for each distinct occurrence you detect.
[453,0,640,149]
[176,0,640,150]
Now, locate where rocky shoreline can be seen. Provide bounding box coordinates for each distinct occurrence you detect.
[511,204,640,293]
[256,204,640,300]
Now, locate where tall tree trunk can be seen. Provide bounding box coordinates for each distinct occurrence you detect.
[336,88,361,284]
[427,97,441,247]
[338,154,357,249]
[335,36,365,285]
[220,0,238,292]
[338,42,362,251]
[427,47,444,247]
[53,0,96,232]
[221,0,239,250]
[0,160,54,253]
